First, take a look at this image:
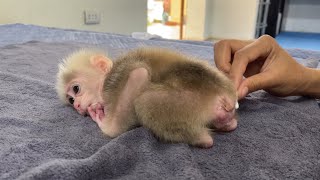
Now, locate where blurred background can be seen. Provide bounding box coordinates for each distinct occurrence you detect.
[0,0,319,50]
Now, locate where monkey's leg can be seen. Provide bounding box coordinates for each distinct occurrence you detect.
[208,95,238,132]
[101,67,150,138]
[134,88,214,148]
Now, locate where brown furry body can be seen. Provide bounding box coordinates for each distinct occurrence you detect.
[102,48,237,146]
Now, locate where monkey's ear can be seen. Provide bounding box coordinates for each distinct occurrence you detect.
[90,55,113,74]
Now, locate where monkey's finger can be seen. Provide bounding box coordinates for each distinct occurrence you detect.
[98,109,105,120]
[87,107,97,122]
[229,36,273,89]
[96,103,103,111]
[95,113,100,122]
[214,39,252,74]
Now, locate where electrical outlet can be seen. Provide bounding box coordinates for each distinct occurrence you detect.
[84,10,100,24]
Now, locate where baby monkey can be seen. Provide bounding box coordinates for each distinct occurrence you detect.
[56,48,239,148]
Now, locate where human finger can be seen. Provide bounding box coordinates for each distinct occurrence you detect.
[214,39,252,73]
[229,35,274,89]
[237,71,275,99]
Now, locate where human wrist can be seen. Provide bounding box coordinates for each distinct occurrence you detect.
[301,67,320,98]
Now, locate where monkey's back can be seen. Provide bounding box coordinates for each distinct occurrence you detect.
[112,48,234,94]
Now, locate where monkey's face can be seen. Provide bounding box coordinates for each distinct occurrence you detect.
[57,51,113,119]
[65,76,104,116]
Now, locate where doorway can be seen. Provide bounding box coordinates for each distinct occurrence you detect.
[147,0,185,40]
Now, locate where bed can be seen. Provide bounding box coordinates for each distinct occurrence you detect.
[0,23,319,179]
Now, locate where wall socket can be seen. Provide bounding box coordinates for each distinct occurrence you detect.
[84,10,100,24]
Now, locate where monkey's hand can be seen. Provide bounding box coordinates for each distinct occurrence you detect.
[87,103,105,127]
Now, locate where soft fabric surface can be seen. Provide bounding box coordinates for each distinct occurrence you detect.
[0,24,320,179]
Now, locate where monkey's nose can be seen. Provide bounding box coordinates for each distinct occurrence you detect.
[74,102,81,110]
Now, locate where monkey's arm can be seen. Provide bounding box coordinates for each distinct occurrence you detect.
[92,67,149,137]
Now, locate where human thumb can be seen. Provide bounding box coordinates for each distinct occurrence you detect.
[237,72,272,99]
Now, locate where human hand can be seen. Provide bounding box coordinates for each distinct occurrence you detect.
[214,35,311,99]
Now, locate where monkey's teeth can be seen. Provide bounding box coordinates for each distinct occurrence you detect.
[235,101,239,109]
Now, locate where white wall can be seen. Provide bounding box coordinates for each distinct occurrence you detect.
[282,0,320,33]
[208,0,259,40]
[184,0,259,40]
[184,0,206,40]
[0,0,147,35]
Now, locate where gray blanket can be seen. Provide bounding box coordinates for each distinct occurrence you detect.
[1,41,320,180]
[0,28,320,179]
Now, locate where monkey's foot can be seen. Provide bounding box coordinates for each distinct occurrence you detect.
[212,96,238,132]
[216,118,238,132]
[87,103,105,127]
[193,131,214,148]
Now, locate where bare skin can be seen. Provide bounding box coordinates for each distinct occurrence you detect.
[214,35,320,99]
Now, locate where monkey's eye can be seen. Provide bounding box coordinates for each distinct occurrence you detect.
[72,85,80,94]
[68,97,75,105]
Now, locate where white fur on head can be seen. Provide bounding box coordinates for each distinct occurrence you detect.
[56,49,107,103]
